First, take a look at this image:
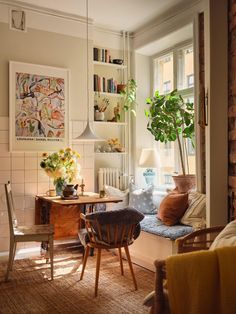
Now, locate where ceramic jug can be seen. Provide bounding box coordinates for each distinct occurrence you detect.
[62,184,78,197]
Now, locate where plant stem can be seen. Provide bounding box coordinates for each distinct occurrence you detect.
[176,130,186,176]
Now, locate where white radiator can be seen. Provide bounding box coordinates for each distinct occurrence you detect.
[98,168,120,191]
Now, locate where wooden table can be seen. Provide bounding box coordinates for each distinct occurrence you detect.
[35,193,123,241]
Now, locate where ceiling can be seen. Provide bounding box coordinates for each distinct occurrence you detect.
[12,0,196,32]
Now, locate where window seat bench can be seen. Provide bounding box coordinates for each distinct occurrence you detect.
[129,215,194,271]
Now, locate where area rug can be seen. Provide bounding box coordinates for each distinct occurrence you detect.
[0,249,154,313]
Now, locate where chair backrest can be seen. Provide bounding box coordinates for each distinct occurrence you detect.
[84,207,144,247]
[176,225,225,253]
[5,182,18,236]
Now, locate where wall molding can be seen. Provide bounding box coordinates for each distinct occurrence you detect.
[133,0,204,51]
[0,0,123,40]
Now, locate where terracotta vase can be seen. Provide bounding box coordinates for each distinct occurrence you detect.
[172,174,196,193]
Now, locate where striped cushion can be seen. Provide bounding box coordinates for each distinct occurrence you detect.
[180,192,206,229]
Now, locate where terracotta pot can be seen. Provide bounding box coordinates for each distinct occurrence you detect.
[117,84,126,94]
[172,174,196,193]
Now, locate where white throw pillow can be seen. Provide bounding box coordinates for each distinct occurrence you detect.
[180,192,206,229]
[129,183,156,214]
[104,185,129,211]
[210,220,236,250]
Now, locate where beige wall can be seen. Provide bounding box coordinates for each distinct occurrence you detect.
[0,21,88,120]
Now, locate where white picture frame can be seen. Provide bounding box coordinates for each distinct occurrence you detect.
[9,9,27,32]
[9,61,70,152]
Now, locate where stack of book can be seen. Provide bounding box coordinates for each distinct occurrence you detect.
[93,47,111,63]
[94,74,118,93]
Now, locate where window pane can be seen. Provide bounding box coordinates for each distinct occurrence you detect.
[154,53,173,95]
[177,46,194,90]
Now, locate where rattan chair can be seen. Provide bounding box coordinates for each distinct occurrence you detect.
[5,182,54,281]
[144,225,225,314]
[79,207,144,297]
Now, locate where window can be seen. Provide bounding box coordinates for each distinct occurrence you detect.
[177,46,194,91]
[153,43,195,187]
[187,74,194,87]
[154,53,173,95]
[163,80,171,94]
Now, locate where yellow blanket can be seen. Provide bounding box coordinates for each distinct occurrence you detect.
[166,247,236,314]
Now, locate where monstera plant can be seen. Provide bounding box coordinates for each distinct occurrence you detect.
[145,89,195,192]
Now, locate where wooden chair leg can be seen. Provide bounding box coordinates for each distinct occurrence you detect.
[118,247,124,275]
[124,245,137,290]
[49,236,54,280]
[80,246,90,280]
[95,248,101,297]
[10,242,17,271]
[5,240,15,281]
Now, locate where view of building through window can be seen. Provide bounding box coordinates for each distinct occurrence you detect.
[153,44,195,187]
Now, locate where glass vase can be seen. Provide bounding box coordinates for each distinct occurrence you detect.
[54,178,66,196]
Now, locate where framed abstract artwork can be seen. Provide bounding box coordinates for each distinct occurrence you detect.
[9,61,69,151]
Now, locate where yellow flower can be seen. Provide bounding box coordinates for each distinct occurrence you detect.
[40,148,80,183]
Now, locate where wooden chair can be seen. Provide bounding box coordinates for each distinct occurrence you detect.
[79,207,144,297]
[176,225,225,253]
[5,182,54,281]
[144,225,225,314]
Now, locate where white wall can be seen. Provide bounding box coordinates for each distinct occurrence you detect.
[132,53,155,187]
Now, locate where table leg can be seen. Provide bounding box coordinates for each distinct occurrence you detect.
[39,199,51,252]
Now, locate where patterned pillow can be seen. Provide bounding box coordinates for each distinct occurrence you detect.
[180,192,206,229]
[129,183,156,214]
[104,185,129,211]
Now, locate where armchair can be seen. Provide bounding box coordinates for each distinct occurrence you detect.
[144,225,225,313]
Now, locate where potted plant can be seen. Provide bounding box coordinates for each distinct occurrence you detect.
[119,78,137,116]
[145,89,195,192]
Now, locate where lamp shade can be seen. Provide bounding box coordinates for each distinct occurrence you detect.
[138,148,158,168]
[75,121,102,141]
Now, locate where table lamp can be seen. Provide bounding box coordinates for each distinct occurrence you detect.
[138,148,158,185]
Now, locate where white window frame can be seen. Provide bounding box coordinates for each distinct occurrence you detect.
[152,40,195,185]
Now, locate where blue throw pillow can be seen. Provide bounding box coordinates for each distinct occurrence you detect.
[129,183,156,214]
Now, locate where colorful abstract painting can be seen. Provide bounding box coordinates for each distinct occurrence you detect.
[9,62,69,152]
[15,73,65,139]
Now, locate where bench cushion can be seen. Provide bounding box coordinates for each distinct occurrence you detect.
[140,215,193,241]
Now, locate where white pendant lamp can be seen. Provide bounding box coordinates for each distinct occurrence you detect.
[75,0,102,141]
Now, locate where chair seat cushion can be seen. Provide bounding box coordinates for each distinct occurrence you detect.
[141,215,193,241]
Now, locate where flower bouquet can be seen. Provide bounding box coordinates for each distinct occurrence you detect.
[40,148,81,195]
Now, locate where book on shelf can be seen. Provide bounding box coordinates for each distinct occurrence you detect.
[94,74,118,93]
[93,47,111,63]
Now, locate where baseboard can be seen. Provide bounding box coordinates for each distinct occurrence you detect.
[130,254,155,272]
[0,246,41,262]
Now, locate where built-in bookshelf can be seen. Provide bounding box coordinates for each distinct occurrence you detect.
[93,45,128,192]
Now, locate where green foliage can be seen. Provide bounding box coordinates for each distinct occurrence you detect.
[120,78,137,116]
[145,89,194,175]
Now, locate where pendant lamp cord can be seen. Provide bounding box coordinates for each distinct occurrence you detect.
[86,0,89,123]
